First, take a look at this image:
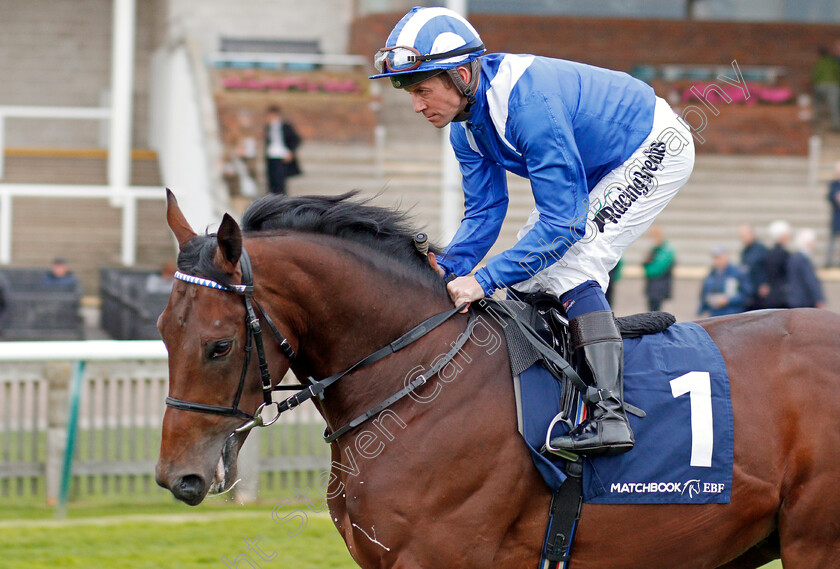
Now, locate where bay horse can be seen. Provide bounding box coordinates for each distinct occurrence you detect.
[155,190,840,568]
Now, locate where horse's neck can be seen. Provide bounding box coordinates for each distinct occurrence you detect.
[254,238,453,423]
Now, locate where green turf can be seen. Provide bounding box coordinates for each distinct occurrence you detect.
[0,503,357,569]
[0,501,785,568]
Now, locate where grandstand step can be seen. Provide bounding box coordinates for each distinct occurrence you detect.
[1,151,162,186]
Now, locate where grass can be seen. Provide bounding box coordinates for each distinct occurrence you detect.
[0,481,787,567]
[0,498,786,569]
[0,500,358,569]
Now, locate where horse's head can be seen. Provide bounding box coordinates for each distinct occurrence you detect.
[155,191,292,505]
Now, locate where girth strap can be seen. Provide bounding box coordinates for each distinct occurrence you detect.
[540,460,584,568]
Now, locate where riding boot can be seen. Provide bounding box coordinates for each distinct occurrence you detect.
[550,310,635,456]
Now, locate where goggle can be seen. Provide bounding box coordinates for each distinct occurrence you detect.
[374,43,485,74]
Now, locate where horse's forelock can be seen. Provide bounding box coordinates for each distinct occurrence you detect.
[176,234,233,287]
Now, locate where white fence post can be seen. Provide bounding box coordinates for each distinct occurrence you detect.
[0,114,5,180]
[0,191,12,264]
[44,362,72,507]
[108,0,136,206]
[235,427,261,504]
[121,192,137,266]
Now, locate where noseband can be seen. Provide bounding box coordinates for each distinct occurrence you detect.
[165,247,472,442]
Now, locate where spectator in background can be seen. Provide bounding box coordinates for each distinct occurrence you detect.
[699,245,750,317]
[826,161,840,267]
[739,223,767,310]
[813,46,840,131]
[643,225,676,312]
[788,228,826,309]
[264,105,302,195]
[220,107,260,199]
[41,257,79,291]
[145,261,177,294]
[605,257,623,306]
[0,273,8,333]
[756,220,791,309]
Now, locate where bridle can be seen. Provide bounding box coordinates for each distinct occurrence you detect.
[165,248,295,428]
[165,247,473,442]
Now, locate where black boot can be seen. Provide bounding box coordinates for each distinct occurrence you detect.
[550,311,634,456]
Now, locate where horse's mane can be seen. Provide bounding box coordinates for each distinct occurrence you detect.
[178,192,446,291]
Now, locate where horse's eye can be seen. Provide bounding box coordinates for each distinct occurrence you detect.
[208,340,233,359]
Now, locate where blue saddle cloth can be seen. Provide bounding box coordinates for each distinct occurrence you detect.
[518,321,733,505]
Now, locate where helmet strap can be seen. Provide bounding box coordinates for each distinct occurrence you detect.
[449,59,481,123]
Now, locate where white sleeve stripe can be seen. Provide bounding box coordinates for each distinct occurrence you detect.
[463,123,483,156]
[486,54,535,155]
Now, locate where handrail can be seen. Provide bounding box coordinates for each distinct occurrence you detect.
[0,105,112,179]
[0,106,111,120]
[0,183,161,198]
[206,52,368,67]
[0,339,167,362]
[0,183,165,266]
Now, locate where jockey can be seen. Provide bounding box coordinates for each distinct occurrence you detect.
[370,7,695,456]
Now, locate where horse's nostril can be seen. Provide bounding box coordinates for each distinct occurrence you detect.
[175,474,206,505]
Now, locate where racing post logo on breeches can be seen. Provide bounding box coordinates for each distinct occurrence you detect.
[590,141,667,233]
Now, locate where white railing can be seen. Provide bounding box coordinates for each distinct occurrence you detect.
[0,183,164,267]
[0,341,328,508]
[206,52,368,68]
[0,341,167,511]
[0,106,112,180]
[0,104,166,266]
[0,0,151,268]
[0,340,168,362]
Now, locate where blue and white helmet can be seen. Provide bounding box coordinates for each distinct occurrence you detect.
[370,6,485,90]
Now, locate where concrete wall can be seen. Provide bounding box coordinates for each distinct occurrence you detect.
[0,0,354,150]
[165,0,354,56]
[0,0,159,148]
[353,12,840,95]
[352,13,840,155]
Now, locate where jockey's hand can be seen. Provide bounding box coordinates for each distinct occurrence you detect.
[447,275,485,313]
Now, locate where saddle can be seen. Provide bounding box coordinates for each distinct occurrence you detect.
[523,290,675,341]
[479,293,673,448]
[483,292,675,379]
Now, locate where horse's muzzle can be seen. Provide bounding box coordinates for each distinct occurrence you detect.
[173,474,207,505]
[156,433,241,506]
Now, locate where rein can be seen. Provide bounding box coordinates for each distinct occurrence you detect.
[166,248,469,442]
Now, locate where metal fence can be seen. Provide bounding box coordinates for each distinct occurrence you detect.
[0,342,330,504]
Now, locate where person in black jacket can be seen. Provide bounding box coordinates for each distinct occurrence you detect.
[264,105,302,195]
[788,228,826,308]
[756,220,791,309]
[826,162,840,267]
[738,224,767,311]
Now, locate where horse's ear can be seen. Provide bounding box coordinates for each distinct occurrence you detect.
[165,189,197,247]
[216,213,242,273]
